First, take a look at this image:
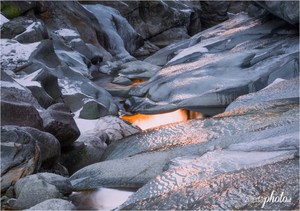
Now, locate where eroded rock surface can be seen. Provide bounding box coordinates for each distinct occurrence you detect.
[1,126,41,193]
[132,13,299,115]
[70,100,299,190]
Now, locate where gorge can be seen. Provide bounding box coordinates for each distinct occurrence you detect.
[1,1,299,210]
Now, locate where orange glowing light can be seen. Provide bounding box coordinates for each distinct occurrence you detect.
[122,109,189,130]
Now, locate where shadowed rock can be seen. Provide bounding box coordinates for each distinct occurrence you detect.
[256,1,299,25]
[41,103,80,147]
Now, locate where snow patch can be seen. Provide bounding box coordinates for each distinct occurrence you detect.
[0,13,9,25]
[74,117,99,133]
[14,22,42,39]
[55,28,79,37]
[15,68,43,87]
[58,78,84,95]
[0,39,41,67]
[1,81,26,91]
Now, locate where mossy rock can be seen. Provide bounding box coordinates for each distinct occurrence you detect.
[1,1,36,19]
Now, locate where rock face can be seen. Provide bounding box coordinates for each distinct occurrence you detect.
[1,1,37,19]
[226,77,299,112]
[83,4,143,60]
[128,13,299,115]
[119,159,298,210]
[102,1,201,39]
[70,86,299,191]
[41,103,80,147]
[199,1,230,30]
[1,126,41,193]
[61,116,140,174]
[256,1,299,25]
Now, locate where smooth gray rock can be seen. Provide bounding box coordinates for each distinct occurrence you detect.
[226,77,299,112]
[22,127,61,169]
[1,71,42,109]
[30,173,72,195]
[14,174,64,209]
[1,100,44,130]
[118,158,299,210]
[14,19,48,43]
[102,101,299,161]
[41,103,80,147]
[256,1,299,25]
[79,100,109,119]
[61,135,107,175]
[1,126,41,194]
[26,84,56,109]
[93,116,141,144]
[83,4,143,61]
[128,13,299,115]
[25,198,76,210]
[119,60,161,80]
[70,102,298,190]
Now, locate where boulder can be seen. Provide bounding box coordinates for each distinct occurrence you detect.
[149,27,190,48]
[0,16,48,43]
[256,1,299,25]
[226,77,299,112]
[119,60,161,80]
[133,41,160,59]
[119,158,299,210]
[1,72,44,130]
[23,127,61,170]
[1,1,37,19]
[13,173,66,209]
[34,1,141,62]
[25,84,56,109]
[61,134,107,174]
[128,13,299,115]
[1,126,40,193]
[70,101,298,190]
[0,39,41,74]
[199,1,230,30]
[41,103,80,147]
[79,100,109,119]
[83,4,143,60]
[1,100,43,130]
[102,1,202,40]
[93,116,141,144]
[25,198,76,210]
